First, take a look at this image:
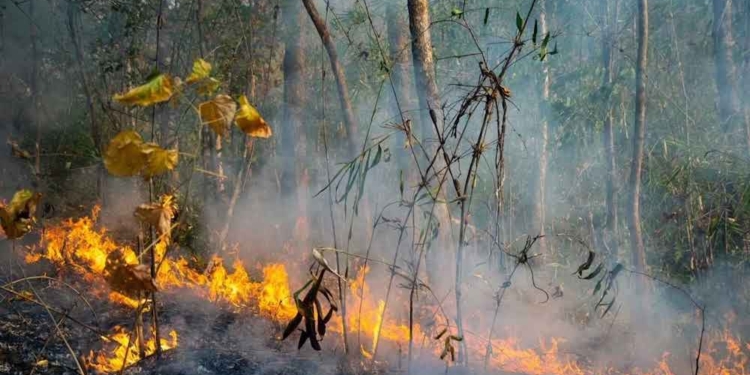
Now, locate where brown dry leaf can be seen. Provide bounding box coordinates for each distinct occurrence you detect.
[235,95,272,138]
[103,130,147,177]
[199,95,237,137]
[141,143,179,178]
[7,140,32,160]
[134,195,176,244]
[0,189,41,239]
[104,249,157,296]
[113,74,174,107]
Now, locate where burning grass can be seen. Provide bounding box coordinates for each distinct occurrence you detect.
[17,206,750,375]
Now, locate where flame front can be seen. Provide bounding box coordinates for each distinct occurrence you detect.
[87,328,178,373]
[27,207,750,375]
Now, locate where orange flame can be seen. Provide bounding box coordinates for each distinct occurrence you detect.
[27,207,750,375]
[87,328,178,373]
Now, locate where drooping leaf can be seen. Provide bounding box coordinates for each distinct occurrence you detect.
[103,249,157,296]
[516,12,523,33]
[483,8,490,25]
[141,143,179,178]
[113,74,174,107]
[283,313,303,340]
[580,263,604,280]
[196,78,221,96]
[0,190,41,239]
[451,8,463,17]
[235,95,272,138]
[7,140,32,160]
[199,94,237,137]
[532,20,538,45]
[574,250,595,276]
[134,195,177,244]
[103,130,147,177]
[185,58,212,84]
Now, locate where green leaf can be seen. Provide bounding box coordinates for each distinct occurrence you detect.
[580,263,604,280]
[483,8,490,25]
[451,8,464,17]
[516,12,523,32]
[532,20,538,45]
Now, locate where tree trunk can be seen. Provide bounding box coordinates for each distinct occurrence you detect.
[301,0,358,158]
[533,0,551,254]
[712,0,743,149]
[602,0,620,258]
[628,0,649,288]
[386,1,415,168]
[281,0,306,200]
[30,0,40,176]
[407,0,440,137]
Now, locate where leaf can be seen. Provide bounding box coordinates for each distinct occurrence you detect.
[134,195,176,244]
[185,58,212,84]
[574,250,595,276]
[451,8,463,17]
[235,95,272,138]
[516,12,523,33]
[532,20,538,45]
[196,78,221,96]
[103,249,157,296]
[0,190,41,239]
[434,328,447,340]
[199,94,238,137]
[141,143,179,178]
[483,8,490,25]
[7,140,32,160]
[283,313,303,340]
[113,74,174,107]
[580,263,604,280]
[103,130,147,177]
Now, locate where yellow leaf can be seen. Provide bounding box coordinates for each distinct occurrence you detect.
[103,130,147,177]
[235,95,272,138]
[134,195,176,244]
[199,94,237,137]
[141,143,179,178]
[113,74,174,107]
[186,58,212,84]
[0,189,41,240]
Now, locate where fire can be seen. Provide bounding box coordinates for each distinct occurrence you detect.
[25,207,750,375]
[87,327,178,372]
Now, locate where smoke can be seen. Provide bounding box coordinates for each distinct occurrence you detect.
[1,0,748,373]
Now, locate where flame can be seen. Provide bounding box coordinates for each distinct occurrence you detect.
[87,327,178,373]
[27,207,750,375]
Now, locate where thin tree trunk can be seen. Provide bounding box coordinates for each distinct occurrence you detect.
[712,0,743,149]
[387,1,415,168]
[407,0,440,137]
[301,0,358,158]
[533,0,551,254]
[628,0,649,289]
[602,0,620,258]
[67,1,103,201]
[281,0,305,200]
[30,0,40,176]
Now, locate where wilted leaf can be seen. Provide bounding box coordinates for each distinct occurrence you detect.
[134,195,176,244]
[141,143,178,178]
[186,58,212,84]
[0,189,41,239]
[103,130,147,177]
[235,95,272,138]
[113,74,174,107]
[196,77,221,96]
[7,140,32,160]
[103,249,157,296]
[199,94,237,136]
